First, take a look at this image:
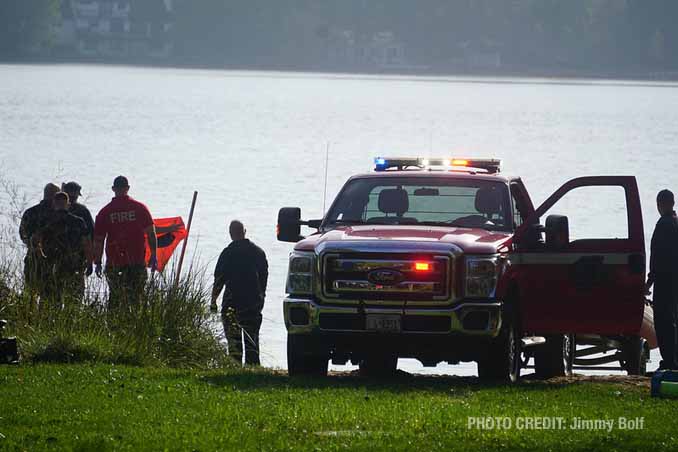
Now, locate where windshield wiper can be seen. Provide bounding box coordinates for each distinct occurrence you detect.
[417,221,450,227]
[325,219,369,226]
[418,220,507,231]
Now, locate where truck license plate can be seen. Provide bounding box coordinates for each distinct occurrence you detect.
[366,315,401,332]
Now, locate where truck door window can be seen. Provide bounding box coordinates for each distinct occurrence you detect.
[510,185,524,228]
[544,186,629,241]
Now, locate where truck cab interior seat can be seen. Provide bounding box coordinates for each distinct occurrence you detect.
[367,188,418,224]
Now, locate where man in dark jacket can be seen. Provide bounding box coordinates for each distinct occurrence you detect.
[19,183,60,298]
[646,189,678,370]
[211,220,268,366]
[33,192,92,305]
[62,181,95,278]
[62,182,94,236]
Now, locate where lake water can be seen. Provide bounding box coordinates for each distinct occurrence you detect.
[1,63,676,374]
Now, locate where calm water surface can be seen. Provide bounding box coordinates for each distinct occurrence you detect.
[2,64,677,374]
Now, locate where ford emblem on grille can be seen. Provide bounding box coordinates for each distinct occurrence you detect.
[367,269,404,286]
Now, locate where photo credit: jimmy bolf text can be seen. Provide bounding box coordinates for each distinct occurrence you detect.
[467,417,645,432]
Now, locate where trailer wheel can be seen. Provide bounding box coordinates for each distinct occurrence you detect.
[287,334,328,377]
[478,309,522,382]
[534,334,574,379]
[621,336,648,376]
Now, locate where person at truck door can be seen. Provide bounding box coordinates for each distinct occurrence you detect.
[19,183,60,300]
[33,191,92,305]
[93,176,157,310]
[646,189,678,370]
[211,220,268,366]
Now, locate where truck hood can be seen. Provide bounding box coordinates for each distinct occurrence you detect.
[294,225,512,255]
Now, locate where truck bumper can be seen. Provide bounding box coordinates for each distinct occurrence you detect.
[284,297,502,364]
[284,298,501,361]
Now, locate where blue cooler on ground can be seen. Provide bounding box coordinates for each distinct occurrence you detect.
[651,370,678,398]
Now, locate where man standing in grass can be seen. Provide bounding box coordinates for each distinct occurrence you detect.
[646,189,678,371]
[20,183,60,299]
[93,176,157,310]
[62,181,95,281]
[211,220,268,366]
[33,192,92,305]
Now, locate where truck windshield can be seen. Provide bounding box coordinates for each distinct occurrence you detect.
[324,177,513,231]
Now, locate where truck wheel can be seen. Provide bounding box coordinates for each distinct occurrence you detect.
[359,354,398,377]
[622,336,648,376]
[534,334,574,379]
[287,335,328,377]
[477,312,521,382]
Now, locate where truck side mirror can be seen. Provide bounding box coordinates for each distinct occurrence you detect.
[545,214,569,250]
[277,207,303,242]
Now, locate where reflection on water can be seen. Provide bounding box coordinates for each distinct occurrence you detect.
[2,64,675,374]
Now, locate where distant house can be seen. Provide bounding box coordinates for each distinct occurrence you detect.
[361,31,406,68]
[453,40,502,70]
[326,28,357,66]
[326,29,408,70]
[56,0,173,58]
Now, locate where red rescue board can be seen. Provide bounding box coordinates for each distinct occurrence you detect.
[144,217,187,272]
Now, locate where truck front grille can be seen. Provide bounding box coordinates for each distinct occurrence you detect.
[323,253,450,302]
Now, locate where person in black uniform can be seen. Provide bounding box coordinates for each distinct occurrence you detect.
[646,189,678,370]
[33,192,92,306]
[19,183,60,298]
[211,220,268,366]
[62,181,94,278]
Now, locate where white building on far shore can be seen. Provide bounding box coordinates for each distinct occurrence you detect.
[55,0,174,59]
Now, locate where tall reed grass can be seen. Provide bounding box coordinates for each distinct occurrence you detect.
[0,258,230,368]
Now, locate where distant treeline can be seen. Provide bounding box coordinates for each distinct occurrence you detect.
[3,0,678,76]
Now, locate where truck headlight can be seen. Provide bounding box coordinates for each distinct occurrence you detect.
[466,256,501,298]
[286,251,314,295]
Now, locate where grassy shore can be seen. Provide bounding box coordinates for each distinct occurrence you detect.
[0,364,676,451]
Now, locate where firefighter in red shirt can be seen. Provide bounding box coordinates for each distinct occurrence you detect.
[93,176,158,309]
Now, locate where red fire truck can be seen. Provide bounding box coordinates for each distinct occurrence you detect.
[277,157,656,380]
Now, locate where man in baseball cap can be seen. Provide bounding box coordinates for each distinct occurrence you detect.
[93,176,158,310]
[62,181,95,283]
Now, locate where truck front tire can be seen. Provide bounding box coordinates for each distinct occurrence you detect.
[359,354,398,377]
[287,334,328,377]
[622,336,648,376]
[477,311,521,382]
[534,334,574,379]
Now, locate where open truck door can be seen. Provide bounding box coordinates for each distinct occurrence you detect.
[511,176,646,336]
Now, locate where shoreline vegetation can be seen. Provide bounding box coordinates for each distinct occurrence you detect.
[0,258,230,368]
[3,56,678,84]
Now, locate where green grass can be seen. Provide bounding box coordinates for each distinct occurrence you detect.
[0,364,676,451]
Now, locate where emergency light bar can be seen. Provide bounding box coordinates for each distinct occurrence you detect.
[373,157,502,173]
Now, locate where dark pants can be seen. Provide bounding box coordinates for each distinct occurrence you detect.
[23,254,50,299]
[40,268,85,311]
[106,265,147,311]
[653,278,678,369]
[221,307,262,366]
[51,271,85,305]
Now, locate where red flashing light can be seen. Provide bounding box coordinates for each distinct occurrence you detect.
[415,262,431,272]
